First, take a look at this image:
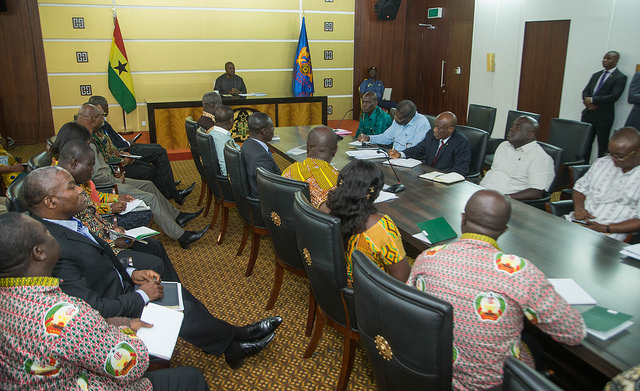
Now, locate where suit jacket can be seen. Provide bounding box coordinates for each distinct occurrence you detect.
[626,72,640,130]
[404,130,471,176]
[40,217,145,319]
[241,137,281,197]
[581,68,627,123]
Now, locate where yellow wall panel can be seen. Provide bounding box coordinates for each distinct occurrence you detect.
[116,0,299,9]
[39,6,113,39]
[308,41,353,69]
[312,70,353,96]
[327,97,355,120]
[303,14,354,40]
[44,42,111,73]
[302,0,355,12]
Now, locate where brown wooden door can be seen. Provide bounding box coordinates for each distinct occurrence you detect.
[517,20,570,141]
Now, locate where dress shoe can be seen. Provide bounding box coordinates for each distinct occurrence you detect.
[225,332,275,369]
[174,182,196,205]
[175,207,203,227]
[174,180,181,187]
[235,316,283,342]
[178,226,209,249]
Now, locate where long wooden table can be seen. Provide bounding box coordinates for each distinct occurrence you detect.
[270,125,640,389]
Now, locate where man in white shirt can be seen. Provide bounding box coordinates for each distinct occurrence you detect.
[480,116,554,200]
[572,127,640,241]
[205,105,237,176]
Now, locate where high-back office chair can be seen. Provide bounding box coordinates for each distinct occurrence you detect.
[195,129,236,244]
[560,164,591,200]
[455,125,489,178]
[257,169,315,336]
[28,151,52,171]
[352,251,453,391]
[185,117,209,210]
[467,104,497,136]
[6,177,27,213]
[224,140,268,276]
[424,114,436,131]
[485,110,541,167]
[293,191,359,391]
[521,141,563,210]
[547,118,595,189]
[502,357,562,391]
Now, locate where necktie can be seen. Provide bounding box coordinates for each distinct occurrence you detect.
[594,70,609,95]
[431,140,445,166]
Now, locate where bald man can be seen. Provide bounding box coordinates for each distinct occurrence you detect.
[572,127,640,241]
[282,126,339,209]
[389,111,470,176]
[480,116,554,200]
[407,190,585,390]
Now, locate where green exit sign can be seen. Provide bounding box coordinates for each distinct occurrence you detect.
[428,8,443,18]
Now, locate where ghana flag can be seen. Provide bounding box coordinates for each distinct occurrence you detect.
[108,17,136,113]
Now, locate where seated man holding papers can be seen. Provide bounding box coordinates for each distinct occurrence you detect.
[389,111,470,176]
[407,190,585,390]
[23,167,283,370]
[357,99,430,151]
[0,212,209,391]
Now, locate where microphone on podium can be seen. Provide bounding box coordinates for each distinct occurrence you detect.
[333,108,354,140]
[377,148,405,193]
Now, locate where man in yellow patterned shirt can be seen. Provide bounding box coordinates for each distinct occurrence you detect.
[282,126,339,209]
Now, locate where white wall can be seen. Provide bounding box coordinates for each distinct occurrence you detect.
[469,0,640,140]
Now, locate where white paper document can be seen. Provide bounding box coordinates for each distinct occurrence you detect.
[120,199,147,215]
[412,232,432,245]
[286,145,307,155]
[374,190,398,203]
[346,150,384,160]
[620,243,640,260]
[137,303,184,360]
[419,171,465,184]
[548,278,596,305]
[383,158,422,168]
[271,135,280,141]
[124,226,160,240]
[335,129,351,135]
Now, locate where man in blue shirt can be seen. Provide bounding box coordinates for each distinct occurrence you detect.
[359,66,397,110]
[357,100,430,152]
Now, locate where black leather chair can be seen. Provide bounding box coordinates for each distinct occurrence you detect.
[485,110,541,167]
[185,117,209,211]
[521,141,563,210]
[6,177,27,213]
[547,118,595,189]
[293,191,358,391]
[257,168,315,336]
[352,251,453,391]
[467,104,497,136]
[424,114,436,130]
[28,151,52,171]
[502,357,562,391]
[195,129,235,244]
[560,164,591,200]
[455,125,489,178]
[224,140,268,276]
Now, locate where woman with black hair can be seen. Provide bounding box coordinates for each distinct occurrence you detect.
[325,160,410,283]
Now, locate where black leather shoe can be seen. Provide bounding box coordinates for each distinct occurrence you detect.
[225,332,275,369]
[178,226,209,249]
[235,316,283,342]
[175,207,203,227]
[174,180,181,187]
[174,182,196,205]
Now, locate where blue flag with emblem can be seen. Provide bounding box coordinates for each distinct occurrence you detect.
[292,17,314,97]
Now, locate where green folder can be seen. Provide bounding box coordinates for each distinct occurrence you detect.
[582,305,633,340]
[416,217,457,244]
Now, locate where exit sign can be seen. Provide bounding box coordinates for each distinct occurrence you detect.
[427,8,442,18]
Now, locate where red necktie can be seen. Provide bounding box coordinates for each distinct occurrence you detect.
[431,140,445,166]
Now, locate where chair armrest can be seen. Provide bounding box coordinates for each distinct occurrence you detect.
[546,200,574,216]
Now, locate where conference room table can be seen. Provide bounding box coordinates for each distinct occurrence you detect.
[269,125,640,387]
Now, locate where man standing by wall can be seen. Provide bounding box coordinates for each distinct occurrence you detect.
[581,51,627,157]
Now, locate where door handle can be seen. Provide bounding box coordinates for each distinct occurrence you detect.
[440,60,446,88]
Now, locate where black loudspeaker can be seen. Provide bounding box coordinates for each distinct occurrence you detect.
[0,0,7,12]
[375,0,401,21]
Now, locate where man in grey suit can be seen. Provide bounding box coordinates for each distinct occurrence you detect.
[581,51,627,157]
[241,112,281,197]
[625,71,640,130]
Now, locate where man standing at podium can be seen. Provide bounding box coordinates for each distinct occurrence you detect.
[214,61,247,95]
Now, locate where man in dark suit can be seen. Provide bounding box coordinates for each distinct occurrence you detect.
[389,111,471,176]
[23,166,283,369]
[241,112,281,197]
[625,71,640,130]
[581,51,627,157]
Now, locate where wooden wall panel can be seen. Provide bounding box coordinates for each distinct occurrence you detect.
[0,0,54,144]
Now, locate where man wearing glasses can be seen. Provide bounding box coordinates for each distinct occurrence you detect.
[357,99,430,152]
[573,127,640,241]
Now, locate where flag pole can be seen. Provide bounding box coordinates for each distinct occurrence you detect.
[112,1,127,131]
